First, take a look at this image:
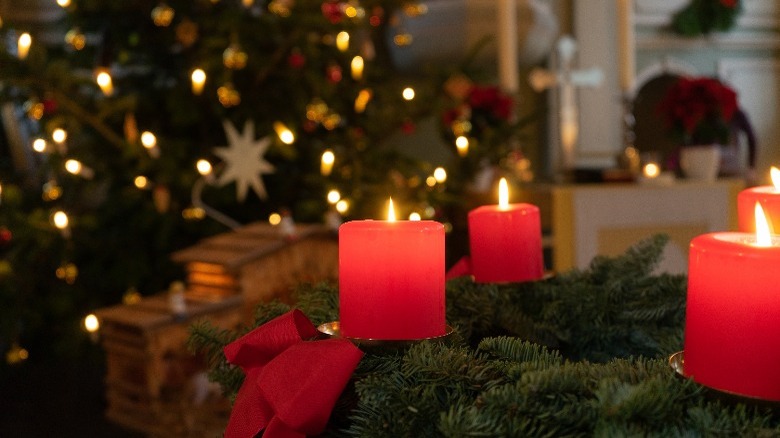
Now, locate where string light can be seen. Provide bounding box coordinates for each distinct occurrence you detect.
[65,28,86,50]
[83,314,99,332]
[140,131,160,158]
[17,32,31,60]
[196,158,213,177]
[273,121,295,144]
[96,70,113,96]
[433,167,447,183]
[268,212,282,225]
[151,2,175,27]
[354,89,372,113]
[57,0,71,7]
[402,87,415,101]
[351,56,364,81]
[134,176,149,189]
[65,159,94,179]
[32,138,47,153]
[336,199,349,214]
[426,176,436,187]
[336,31,350,52]
[455,136,469,157]
[52,128,67,144]
[327,189,341,204]
[223,43,248,70]
[52,210,71,238]
[191,68,206,95]
[321,150,335,176]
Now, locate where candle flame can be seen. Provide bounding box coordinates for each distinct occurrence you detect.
[498,178,509,210]
[755,202,772,247]
[387,198,396,222]
[771,166,780,191]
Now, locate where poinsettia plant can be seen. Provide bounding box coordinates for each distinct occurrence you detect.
[656,76,738,146]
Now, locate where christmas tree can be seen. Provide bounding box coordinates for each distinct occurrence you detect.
[0,1,536,367]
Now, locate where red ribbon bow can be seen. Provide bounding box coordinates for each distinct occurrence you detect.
[223,309,363,438]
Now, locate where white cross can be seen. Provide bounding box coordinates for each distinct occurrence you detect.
[529,35,603,174]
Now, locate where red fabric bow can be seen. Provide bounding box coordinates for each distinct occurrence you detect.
[223,309,363,438]
[445,256,472,280]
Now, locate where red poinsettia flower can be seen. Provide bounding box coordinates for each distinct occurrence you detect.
[657,76,738,146]
[468,85,513,121]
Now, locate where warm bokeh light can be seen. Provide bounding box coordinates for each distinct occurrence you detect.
[755,202,772,247]
[134,176,149,189]
[52,128,67,144]
[351,56,364,81]
[643,163,660,178]
[141,131,157,148]
[336,199,349,214]
[498,177,509,210]
[433,167,447,183]
[354,88,372,113]
[32,138,47,153]
[425,176,436,187]
[83,314,99,332]
[196,159,212,175]
[57,0,72,6]
[327,189,341,204]
[409,212,421,221]
[17,32,31,60]
[268,212,282,226]
[191,68,206,95]
[52,210,69,229]
[455,136,469,157]
[96,71,113,95]
[274,121,295,144]
[402,87,415,101]
[336,31,349,52]
[321,150,335,176]
[64,159,82,175]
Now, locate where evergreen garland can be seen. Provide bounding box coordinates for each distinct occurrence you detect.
[189,235,780,436]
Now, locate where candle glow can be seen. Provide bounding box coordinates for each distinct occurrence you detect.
[351,56,364,81]
[755,203,772,247]
[498,177,509,210]
[321,150,335,176]
[387,198,396,222]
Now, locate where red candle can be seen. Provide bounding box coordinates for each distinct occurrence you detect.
[738,167,780,232]
[339,199,445,340]
[468,178,543,283]
[684,204,780,400]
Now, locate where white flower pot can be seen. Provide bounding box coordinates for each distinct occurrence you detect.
[679,144,721,182]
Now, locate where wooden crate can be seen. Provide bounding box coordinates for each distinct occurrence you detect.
[97,294,243,437]
[172,222,338,319]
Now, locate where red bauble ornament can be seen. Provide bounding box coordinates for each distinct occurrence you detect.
[321,1,343,24]
[401,119,416,135]
[42,98,58,115]
[326,64,343,83]
[0,227,12,246]
[288,51,306,69]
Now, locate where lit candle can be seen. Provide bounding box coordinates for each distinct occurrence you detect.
[17,32,31,60]
[467,178,543,283]
[684,203,780,400]
[339,198,445,340]
[737,166,780,233]
[191,68,206,95]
